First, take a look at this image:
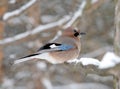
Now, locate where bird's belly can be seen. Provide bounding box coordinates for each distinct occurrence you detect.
[49,49,79,63]
[35,53,64,64]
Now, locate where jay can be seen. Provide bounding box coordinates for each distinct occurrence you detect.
[14,27,85,64]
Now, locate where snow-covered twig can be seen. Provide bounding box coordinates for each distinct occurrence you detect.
[54,83,111,89]
[99,52,120,69]
[63,0,86,29]
[0,16,70,45]
[68,52,120,70]
[67,58,100,66]
[3,0,37,21]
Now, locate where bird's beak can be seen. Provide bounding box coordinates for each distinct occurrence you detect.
[79,32,86,38]
[80,32,86,35]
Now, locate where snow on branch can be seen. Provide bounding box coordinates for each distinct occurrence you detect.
[63,0,86,29]
[68,52,120,70]
[0,16,70,45]
[3,0,37,21]
[99,52,120,69]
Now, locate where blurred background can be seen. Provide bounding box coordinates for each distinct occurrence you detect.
[0,0,115,89]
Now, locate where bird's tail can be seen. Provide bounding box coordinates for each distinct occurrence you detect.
[14,53,40,64]
[13,47,60,65]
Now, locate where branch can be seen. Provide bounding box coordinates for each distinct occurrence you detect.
[63,0,86,29]
[3,0,37,21]
[68,52,120,70]
[54,83,111,89]
[0,15,70,45]
[0,0,101,45]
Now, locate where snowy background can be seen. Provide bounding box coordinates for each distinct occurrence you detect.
[0,0,117,89]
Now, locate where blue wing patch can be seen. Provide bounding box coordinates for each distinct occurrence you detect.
[37,43,74,52]
[58,44,74,51]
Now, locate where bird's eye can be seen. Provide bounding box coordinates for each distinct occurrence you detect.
[73,29,79,37]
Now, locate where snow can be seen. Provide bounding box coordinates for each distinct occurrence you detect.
[67,58,100,66]
[99,52,120,69]
[79,58,100,66]
[54,83,111,89]
[68,52,120,70]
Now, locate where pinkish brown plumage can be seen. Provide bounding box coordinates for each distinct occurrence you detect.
[14,27,85,64]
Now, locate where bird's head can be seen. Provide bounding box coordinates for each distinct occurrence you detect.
[63,27,86,38]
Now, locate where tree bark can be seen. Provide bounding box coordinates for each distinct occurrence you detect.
[0,0,8,82]
[115,0,120,56]
[114,0,120,88]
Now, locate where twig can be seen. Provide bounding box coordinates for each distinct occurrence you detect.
[63,0,87,29]
[3,0,37,21]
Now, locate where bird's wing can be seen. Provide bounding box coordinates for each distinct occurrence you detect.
[20,43,74,59]
[37,43,61,51]
[37,43,74,52]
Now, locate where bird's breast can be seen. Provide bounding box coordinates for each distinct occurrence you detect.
[49,48,80,62]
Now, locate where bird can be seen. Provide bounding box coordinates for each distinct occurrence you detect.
[14,27,85,64]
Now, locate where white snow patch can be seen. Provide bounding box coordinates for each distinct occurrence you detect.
[67,58,100,66]
[79,58,100,66]
[99,52,120,69]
